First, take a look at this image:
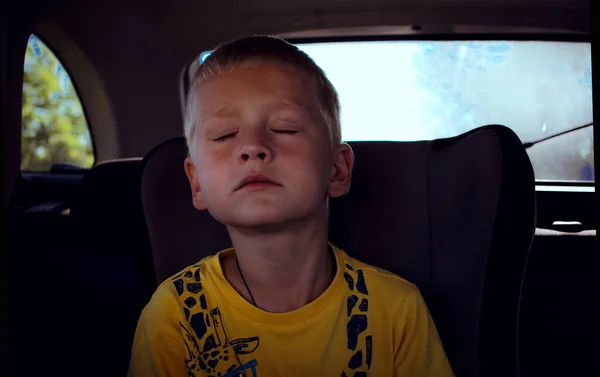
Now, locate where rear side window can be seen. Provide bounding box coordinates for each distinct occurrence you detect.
[296,40,594,183]
[21,34,94,172]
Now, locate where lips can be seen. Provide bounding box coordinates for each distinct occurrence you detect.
[235,174,281,191]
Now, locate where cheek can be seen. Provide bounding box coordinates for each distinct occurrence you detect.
[293,136,331,169]
[195,156,227,194]
[286,152,332,193]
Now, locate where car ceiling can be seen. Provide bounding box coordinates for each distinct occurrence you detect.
[4,0,593,162]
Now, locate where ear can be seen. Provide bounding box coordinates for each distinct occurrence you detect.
[184,156,208,211]
[327,143,354,198]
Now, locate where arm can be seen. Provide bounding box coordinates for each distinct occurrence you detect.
[127,287,189,377]
[394,288,455,377]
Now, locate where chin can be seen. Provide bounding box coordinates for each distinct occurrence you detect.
[208,199,325,231]
[225,208,315,233]
[229,210,290,230]
[206,203,279,224]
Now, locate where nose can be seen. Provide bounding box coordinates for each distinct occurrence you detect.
[236,134,272,164]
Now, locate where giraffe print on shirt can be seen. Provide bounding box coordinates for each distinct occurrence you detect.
[341,263,372,377]
[173,267,259,377]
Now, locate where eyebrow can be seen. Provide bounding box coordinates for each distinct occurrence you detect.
[201,99,308,126]
[270,99,307,112]
[200,105,240,127]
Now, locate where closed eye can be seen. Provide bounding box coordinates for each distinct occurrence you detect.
[272,129,298,135]
[213,132,236,142]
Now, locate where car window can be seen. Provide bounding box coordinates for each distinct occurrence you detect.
[191,40,593,182]
[21,34,94,172]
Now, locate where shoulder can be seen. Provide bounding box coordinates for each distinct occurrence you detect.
[143,253,219,319]
[334,246,421,307]
[341,250,418,293]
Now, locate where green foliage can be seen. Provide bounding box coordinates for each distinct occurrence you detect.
[21,35,94,171]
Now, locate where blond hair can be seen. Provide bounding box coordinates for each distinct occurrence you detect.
[184,35,341,160]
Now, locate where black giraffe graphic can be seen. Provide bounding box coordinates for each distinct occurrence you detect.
[173,268,260,377]
[342,264,372,376]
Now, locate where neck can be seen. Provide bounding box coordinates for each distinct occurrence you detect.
[222,213,334,313]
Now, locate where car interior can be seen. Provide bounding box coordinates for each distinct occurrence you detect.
[2,0,597,376]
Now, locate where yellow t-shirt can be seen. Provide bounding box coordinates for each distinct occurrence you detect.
[128,245,455,377]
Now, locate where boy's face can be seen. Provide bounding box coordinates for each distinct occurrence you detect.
[184,60,353,230]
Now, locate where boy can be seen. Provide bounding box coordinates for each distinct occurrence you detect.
[128,35,454,377]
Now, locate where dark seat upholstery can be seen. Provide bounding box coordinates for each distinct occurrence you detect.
[72,158,142,236]
[520,228,599,377]
[10,158,149,377]
[139,125,536,377]
[62,158,144,376]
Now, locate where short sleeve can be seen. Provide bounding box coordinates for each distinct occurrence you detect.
[127,284,188,377]
[394,288,455,377]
